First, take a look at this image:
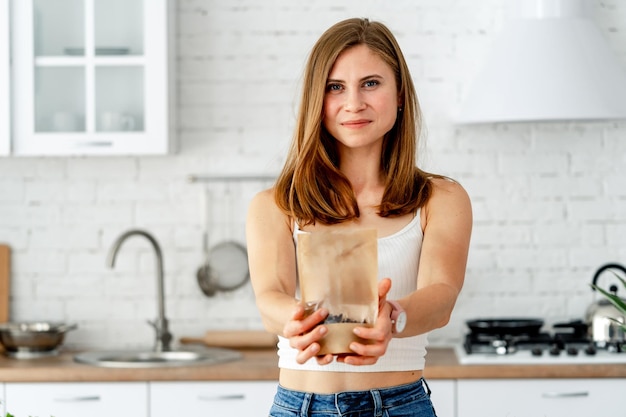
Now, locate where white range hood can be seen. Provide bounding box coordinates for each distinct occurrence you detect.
[456,0,626,124]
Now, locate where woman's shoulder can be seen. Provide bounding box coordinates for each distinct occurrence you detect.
[425,176,472,214]
[249,187,278,214]
[250,187,274,203]
[429,175,466,191]
[417,176,472,237]
[248,187,293,228]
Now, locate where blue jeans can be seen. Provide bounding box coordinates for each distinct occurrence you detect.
[269,378,437,417]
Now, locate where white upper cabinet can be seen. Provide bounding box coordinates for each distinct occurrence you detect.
[10,0,175,156]
[1,0,9,156]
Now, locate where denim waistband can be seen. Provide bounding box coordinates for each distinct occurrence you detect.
[274,378,431,415]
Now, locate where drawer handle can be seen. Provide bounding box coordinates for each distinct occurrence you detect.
[541,392,589,399]
[74,141,113,147]
[54,396,101,402]
[198,394,245,401]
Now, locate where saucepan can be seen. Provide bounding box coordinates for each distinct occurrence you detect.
[0,322,77,357]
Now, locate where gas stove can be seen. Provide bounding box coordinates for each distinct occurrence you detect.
[455,345,626,364]
[456,318,626,365]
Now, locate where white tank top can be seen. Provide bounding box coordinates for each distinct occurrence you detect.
[277,211,428,372]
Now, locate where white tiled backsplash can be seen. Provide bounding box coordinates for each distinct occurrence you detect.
[1,0,626,350]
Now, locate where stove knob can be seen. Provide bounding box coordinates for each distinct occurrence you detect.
[549,345,561,356]
[584,343,597,356]
[495,345,507,355]
[531,347,543,356]
[566,347,578,356]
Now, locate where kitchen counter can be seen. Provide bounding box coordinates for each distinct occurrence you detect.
[0,347,624,382]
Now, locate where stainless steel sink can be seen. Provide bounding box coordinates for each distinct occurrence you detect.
[81,231,244,369]
[74,346,242,368]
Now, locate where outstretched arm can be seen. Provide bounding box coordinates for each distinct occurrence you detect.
[344,178,472,365]
[246,189,333,364]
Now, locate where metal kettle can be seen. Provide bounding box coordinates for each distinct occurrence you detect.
[585,263,626,347]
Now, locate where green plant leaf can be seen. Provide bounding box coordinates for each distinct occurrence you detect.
[590,269,626,317]
[591,283,626,313]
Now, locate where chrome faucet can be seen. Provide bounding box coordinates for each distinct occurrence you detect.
[106,229,173,352]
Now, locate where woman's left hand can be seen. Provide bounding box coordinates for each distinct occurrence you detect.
[337,278,394,365]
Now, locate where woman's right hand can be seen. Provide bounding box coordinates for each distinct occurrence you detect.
[283,304,334,365]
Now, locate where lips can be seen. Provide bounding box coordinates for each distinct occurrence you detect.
[341,119,371,128]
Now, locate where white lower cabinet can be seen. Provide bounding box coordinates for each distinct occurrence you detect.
[150,381,278,417]
[150,380,455,417]
[4,378,622,417]
[427,379,456,417]
[457,378,624,417]
[5,382,148,417]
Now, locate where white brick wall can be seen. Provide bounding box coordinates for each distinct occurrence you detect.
[0,0,625,350]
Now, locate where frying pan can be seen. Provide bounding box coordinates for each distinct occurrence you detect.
[466,318,544,336]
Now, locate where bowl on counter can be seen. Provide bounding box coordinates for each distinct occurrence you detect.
[0,322,77,358]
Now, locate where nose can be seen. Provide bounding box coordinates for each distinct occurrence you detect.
[344,89,366,112]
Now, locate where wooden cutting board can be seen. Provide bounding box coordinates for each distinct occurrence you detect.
[0,244,9,323]
[180,330,277,349]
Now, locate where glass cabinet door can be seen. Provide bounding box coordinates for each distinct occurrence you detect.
[33,0,85,133]
[34,0,84,57]
[93,0,144,133]
[11,0,171,155]
[33,0,145,134]
[95,66,144,133]
[35,67,86,133]
[94,0,143,56]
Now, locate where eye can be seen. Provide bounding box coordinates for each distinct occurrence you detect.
[326,83,343,93]
[363,79,380,88]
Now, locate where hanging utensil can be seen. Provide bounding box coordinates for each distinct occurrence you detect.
[196,241,249,296]
[196,187,215,295]
[196,183,250,297]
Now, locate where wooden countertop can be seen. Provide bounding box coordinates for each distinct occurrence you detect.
[1,348,624,382]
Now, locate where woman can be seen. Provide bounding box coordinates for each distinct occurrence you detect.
[246,17,472,417]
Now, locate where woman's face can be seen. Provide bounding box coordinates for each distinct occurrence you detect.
[323,44,399,153]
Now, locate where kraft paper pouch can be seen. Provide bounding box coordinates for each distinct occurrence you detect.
[297,228,378,355]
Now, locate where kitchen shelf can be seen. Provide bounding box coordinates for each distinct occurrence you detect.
[188,175,277,183]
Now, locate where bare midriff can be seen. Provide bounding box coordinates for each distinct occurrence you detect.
[279,368,423,394]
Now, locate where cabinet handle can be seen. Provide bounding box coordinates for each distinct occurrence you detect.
[197,394,245,401]
[74,141,113,147]
[53,396,101,402]
[541,392,589,399]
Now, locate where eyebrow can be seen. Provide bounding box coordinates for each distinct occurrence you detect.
[326,74,384,83]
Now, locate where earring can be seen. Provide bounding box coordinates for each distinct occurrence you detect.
[398,107,403,112]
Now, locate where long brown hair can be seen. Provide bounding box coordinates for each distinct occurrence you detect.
[275,18,434,225]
